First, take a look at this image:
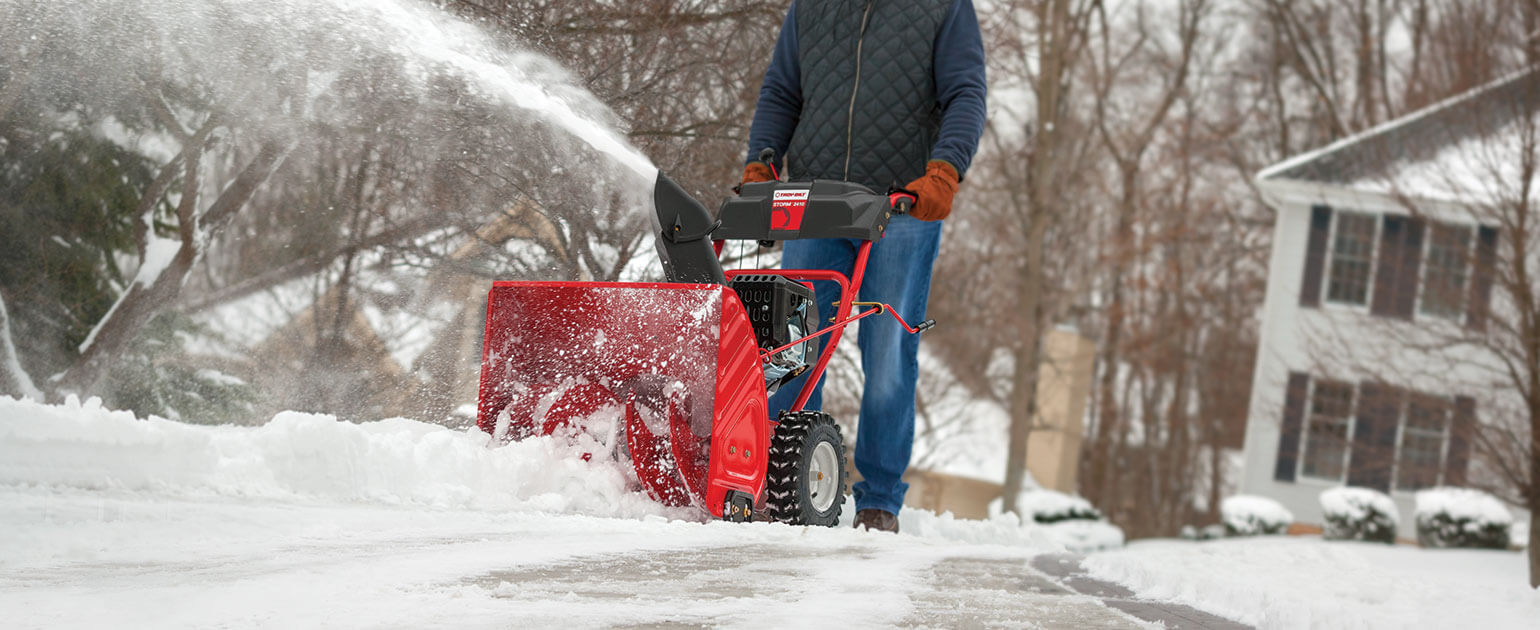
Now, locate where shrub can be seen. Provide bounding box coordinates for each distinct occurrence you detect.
[1415,487,1513,549]
[1012,489,1104,524]
[1320,487,1399,543]
[993,490,1124,551]
[1221,495,1293,536]
[1042,520,1126,553]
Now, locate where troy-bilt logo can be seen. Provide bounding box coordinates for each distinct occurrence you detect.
[771,188,809,231]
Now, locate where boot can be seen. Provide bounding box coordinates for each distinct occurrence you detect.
[854,509,899,533]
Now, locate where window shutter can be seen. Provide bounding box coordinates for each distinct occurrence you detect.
[1347,383,1401,492]
[1299,206,1332,308]
[1445,396,1476,486]
[1466,226,1499,331]
[1274,372,1310,482]
[1370,216,1424,320]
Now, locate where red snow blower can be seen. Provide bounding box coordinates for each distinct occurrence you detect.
[475,164,932,526]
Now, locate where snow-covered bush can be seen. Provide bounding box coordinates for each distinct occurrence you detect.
[991,489,1123,552]
[1415,487,1513,549]
[1042,519,1126,552]
[1220,495,1293,536]
[1013,489,1104,524]
[1180,524,1228,540]
[1320,487,1399,544]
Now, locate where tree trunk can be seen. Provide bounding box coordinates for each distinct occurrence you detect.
[0,291,41,400]
[1002,0,1082,514]
[1531,414,1539,587]
[1002,240,1047,514]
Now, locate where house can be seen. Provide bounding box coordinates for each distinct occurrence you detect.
[1241,69,1539,537]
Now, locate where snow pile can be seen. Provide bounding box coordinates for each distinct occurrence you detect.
[1221,494,1293,536]
[1084,537,1539,629]
[987,489,1124,552]
[1415,487,1514,549]
[1320,486,1399,543]
[0,396,673,519]
[0,396,1063,550]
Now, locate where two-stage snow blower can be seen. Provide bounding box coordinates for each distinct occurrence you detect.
[475,163,933,526]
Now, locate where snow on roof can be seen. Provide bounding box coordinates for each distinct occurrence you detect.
[1258,67,1540,187]
[1348,108,1540,206]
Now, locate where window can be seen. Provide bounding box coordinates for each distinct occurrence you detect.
[1419,223,1473,320]
[1301,381,1354,480]
[1326,212,1377,305]
[1396,394,1449,491]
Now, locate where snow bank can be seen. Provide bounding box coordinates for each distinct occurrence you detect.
[1084,537,1538,630]
[0,396,673,519]
[1320,486,1399,543]
[0,396,1061,549]
[1221,494,1293,536]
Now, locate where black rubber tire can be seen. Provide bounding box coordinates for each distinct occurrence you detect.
[765,411,847,527]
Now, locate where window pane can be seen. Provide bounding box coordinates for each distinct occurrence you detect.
[1397,432,1443,490]
[1420,223,1472,319]
[1302,382,1353,480]
[1327,213,1376,305]
[1397,394,1448,491]
[1405,394,1449,432]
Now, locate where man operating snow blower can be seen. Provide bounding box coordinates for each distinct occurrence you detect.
[741,0,986,533]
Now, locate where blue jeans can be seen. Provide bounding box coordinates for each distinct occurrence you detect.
[767,215,943,515]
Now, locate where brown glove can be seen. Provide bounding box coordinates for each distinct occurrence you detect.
[741,162,776,185]
[905,160,959,222]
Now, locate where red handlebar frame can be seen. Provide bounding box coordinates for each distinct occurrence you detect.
[716,190,929,418]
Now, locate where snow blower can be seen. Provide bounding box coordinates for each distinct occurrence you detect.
[475,163,932,526]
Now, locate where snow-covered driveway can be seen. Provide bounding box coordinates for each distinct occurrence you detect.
[3,489,1155,628]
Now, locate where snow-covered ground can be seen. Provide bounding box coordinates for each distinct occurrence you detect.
[0,396,1072,628]
[1085,537,1538,629]
[5,396,1536,629]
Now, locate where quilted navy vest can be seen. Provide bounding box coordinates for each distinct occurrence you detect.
[786,0,951,190]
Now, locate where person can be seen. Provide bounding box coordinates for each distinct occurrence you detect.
[741,0,986,533]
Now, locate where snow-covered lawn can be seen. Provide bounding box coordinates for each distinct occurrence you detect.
[1085,537,1538,629]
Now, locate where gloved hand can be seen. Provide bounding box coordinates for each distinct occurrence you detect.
[905,160,959,221]
[741,162,776,185]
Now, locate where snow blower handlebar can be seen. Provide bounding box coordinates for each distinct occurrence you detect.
[758,301,935,362]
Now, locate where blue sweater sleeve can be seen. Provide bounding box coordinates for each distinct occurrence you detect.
[746,3,801,165]
[931,0,987,178]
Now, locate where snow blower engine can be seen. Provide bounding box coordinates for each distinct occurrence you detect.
[475,165,932,526]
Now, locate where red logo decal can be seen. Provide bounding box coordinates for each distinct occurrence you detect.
[771,189,809,231]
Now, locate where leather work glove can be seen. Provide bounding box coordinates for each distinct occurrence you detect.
[905,160,960,222]
[741,162,776,185]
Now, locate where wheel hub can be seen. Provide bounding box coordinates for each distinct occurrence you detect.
[810,441,838,513]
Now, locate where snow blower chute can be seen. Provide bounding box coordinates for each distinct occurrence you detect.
[476,167,933,526]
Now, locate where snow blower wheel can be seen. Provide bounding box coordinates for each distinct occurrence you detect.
[766,411,847,527]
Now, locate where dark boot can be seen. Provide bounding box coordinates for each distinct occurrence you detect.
[854,509,899,533]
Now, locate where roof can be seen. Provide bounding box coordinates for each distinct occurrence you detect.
[1258,67,1540,188]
